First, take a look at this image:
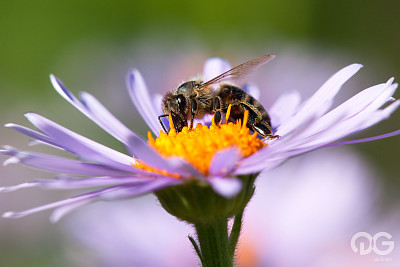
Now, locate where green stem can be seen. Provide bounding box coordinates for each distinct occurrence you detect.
[194,218,232,267]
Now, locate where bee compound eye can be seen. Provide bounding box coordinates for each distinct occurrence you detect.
[176,95,186,112]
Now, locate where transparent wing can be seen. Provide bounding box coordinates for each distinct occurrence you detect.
[201,54,275,87]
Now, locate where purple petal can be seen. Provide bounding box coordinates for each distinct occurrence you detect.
[5,123,60,148]
[208,176,242,198]
[0,182,38,192]
[50,197,94,223]
[324,129,400,147]
[126,70,162,135]
[125,136,191,177]
[239,114,319,170]
[269,91,301,128]
[28,139,63,149]
[79,92,141,155]
[24,113,134,172]
[31,175,152,190]
[343,78,397,114]
[50,75,88,117]
[253,99,400,162]
[300,79,397,138]
[99,178,181,200]
[3,179,174,222]
[50,75,139,155]
[203,57,232,83]
[209,147,241,176]
[7,115,191,177]
[233,153,288,175]
[153,94,170,132]
[242,83,260,100]
[294,99,400,150]
[0,146,128,177]
[2,187,119,219]
[48,178,179,222]
[167,157,205,180]
[153,93,164,115]
[277,64,363,136]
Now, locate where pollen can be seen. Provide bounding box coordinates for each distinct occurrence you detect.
[134,106,266,176]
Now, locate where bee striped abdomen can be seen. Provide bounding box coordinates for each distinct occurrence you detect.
[217,85,271,124]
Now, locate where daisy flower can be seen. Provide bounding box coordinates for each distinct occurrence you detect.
[1,56,399,266]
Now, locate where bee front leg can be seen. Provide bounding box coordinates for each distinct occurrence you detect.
[213,96,222,125]
[252,122,280,139]
[158,114,169,133]
[189,99,198,130]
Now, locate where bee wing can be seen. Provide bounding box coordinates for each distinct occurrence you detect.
[201,54,275,87]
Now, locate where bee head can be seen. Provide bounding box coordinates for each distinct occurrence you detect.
[163,93,187,113]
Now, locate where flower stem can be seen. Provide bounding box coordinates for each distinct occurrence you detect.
[194,217,232,267]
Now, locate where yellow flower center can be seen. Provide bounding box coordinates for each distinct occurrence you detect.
[134,106,266,176]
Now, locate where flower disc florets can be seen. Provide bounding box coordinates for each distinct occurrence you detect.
[134,108,265,176]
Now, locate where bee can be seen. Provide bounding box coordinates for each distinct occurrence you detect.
[158,55,279,139]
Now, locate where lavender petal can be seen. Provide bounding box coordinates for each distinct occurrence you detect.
[203,57,232,83]
[50,75,140,155]
[2,187,119,219]
[125,136,191,177]
[24,113,135,172]
[242,83,260,100]
[50,197,95,223]
[208,176,242,198]
[99,178,181,200]
[5,123,60,149]
[79,92,141,155]
[153,93,164,115]
[325,129,400,147]
[126,70,162,135]
[294,99,400,150]
[167,157,205,180]
[209,147,241,176]
[0,146,128,177]
[234,156,285,175]
[277,64,363,136]
[153,94,170,132]
[0,182,38,192]
[49,179,176,221]
[268,91,301,128]
[250,99,400,164]
[302,79,397,137]
[31,175,153,190]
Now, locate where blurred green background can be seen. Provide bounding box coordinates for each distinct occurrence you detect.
[1,0,399,266]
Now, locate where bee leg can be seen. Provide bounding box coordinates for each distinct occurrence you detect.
[231,101,263,122]
[251,122,270,138]
[213,96,222,125]
[252,122,280,139]
[158,114,169,133]
[189,99,198,130]
[231,102,279,139]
